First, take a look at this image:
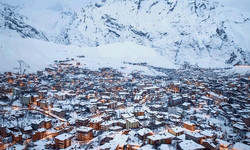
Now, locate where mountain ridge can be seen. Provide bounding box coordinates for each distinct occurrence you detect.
[0,3,49,41]
[0,0,250,68]
[55,0,250,66]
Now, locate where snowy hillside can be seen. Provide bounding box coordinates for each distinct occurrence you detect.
[225,66,250,75]
[55,0,250,67]
[0,34,175,75]
[0,0,250,68]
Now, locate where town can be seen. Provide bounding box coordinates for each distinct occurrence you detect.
[0,59,249,150]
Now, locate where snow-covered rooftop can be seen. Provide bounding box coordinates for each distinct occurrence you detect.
[55,133,73,141]
[77,126,93,133]
[179,140,205,150]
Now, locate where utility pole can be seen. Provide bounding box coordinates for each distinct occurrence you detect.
[13,60,30,75]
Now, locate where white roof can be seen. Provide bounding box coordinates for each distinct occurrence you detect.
[147,135,162,141]
[137,128,153,136]
[119,92,129,95]
[101,120,116,126]
[126,118,139,123]
[99,141,118,150]
[184,121,195,126]
[183,102,191,106]
[90,99,98,103]
[170,127,184,133]
[55,92,65,96]
[144,86,159,90]
[77,117,88,121]
[216,139,231,147]
[0,101,7,106]
[161,133,175,139]
[134,95,142,99]
[200,130,215,137]
[173,96,182,100]
[148,133,174,141]
[159,144,176,150]
[38,128,46,132]
[179,140,205,150]
[201,96,212,100]
[24,126,33,131]
[32,119,44,124]
[203,139,216,148]
[172,81,181,85]
[109,126,122,130]
[177,134,186,141]
[233,122,247,130]
[186,132,204,138]
[118,119,126,124]
[122,113,134,119]
[112,134,128,145]
[208,92,224,99]
[55,133,73,141]
[51,107,63,112]
[77,126,93,133]
[182,94,188,97]
[44,118,51,122]
[24,95,31,98]
[90,117,103,123]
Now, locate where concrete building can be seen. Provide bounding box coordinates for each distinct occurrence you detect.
[55,133,73,149]
[126,118,139,129]
[76,126,93,142]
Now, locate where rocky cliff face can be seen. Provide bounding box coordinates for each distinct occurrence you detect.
[0,3,49,41]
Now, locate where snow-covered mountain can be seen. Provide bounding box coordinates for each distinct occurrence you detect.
[0,3,48,41]
[0,1,80,42]
[56,0,250,67]
[0,0,250,68]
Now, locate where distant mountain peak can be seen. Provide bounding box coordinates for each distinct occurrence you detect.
[0,0,249,68]
[55,0,250,67]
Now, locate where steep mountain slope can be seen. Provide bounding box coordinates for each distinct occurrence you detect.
[0,3,48,41]
[0,0,95,42]
[56,0,250,66]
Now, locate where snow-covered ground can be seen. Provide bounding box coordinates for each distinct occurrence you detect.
[0,34,175,76]
[225,66,250,75]
[2,33,249,76]
[216,0,250,12]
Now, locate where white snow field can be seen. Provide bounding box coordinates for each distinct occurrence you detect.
[0,34,176,75]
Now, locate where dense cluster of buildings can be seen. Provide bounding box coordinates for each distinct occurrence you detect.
[0,60,249,150]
